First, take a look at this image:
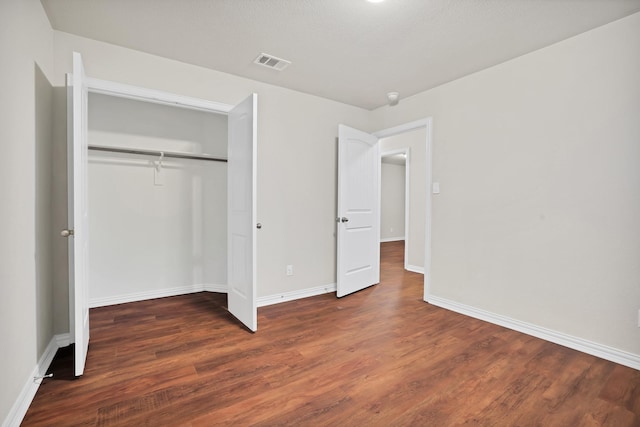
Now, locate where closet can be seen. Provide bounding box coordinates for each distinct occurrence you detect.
[87,93,228,306]
[65,52,257,376]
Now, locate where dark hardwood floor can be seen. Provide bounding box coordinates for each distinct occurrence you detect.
[23,241,640,426]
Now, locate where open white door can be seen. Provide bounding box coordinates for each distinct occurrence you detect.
[336,124,380,297]
[227,94,258,331]
[66,52,90,376]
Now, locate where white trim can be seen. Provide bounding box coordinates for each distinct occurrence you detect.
[380,237,405,243]
[86,77,233,114]
[203,284,228,293]
[2,334,66,427]
[406,265,425,274]
[88,282,338,310]
[423,118,433,300]
[89,284,227,308]
[86,281,341,310]
[373,118,430,139]
[257,283,337,307]
[55,333,71,348]
[427,295,640,371]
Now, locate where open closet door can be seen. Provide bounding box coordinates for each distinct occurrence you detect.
[227,94,258,331]
[65,52,90,376]
[336,124,380,297]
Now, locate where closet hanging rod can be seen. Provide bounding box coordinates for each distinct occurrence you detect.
[88,144,227,163]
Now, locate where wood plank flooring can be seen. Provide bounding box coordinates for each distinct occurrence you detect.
[23,241,640,426]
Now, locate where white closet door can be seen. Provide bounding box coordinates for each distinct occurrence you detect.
[67,51,90,376]
[227,94,258,331]
[336,124,380,297]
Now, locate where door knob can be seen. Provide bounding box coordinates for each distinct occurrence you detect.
[61,229,74,237]
[340,217,349,223]
[256,223,262,229]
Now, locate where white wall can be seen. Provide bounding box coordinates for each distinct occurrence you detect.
[372,12,640,356]
[51,85,70,336]
[3,5,639,423]
[380,130,427,270]
[0,0,54,422]
[87,94,228,305]
[380,161,405,241]
[51,31,373,326]
[35,65,54,356]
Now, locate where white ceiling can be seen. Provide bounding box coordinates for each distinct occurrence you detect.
[40,0,640,110]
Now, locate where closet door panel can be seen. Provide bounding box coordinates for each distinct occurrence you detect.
[67,51,90,376]
[227,94,258,331]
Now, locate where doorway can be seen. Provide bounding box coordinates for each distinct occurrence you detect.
[374,118,432,301]
[380,149,408,268]
[336,118,432,301]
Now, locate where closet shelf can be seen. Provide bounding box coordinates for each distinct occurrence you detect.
[88,144,227,163]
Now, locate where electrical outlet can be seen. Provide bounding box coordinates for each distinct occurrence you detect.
[286,265,293,276]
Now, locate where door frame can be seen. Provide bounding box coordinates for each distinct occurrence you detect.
[380,148,410,270]
[373,118,433,301]
[86,77,233,114]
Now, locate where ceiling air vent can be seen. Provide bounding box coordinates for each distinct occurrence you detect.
[253,53,291,71]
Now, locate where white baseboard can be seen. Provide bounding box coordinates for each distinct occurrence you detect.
[258,283,337,307]
[89,283,227,308]
[89,282,338,309]
[426,295,640,371]
[203,283,228,293]
[55,333,71,348]
[3,333,67,427]
[380,237,405,243]
[406,264,424,274]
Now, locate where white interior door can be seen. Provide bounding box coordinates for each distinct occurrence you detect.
[67,52,90,376]
[227,94,258,331]
[336,124,380,297]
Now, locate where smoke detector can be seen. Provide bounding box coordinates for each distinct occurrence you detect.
[253,53,291,71]
[387,92,400,106]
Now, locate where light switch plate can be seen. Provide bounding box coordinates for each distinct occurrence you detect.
[432,182,440,194]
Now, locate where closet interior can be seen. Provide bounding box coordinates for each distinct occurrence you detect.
[87,92,229,307]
